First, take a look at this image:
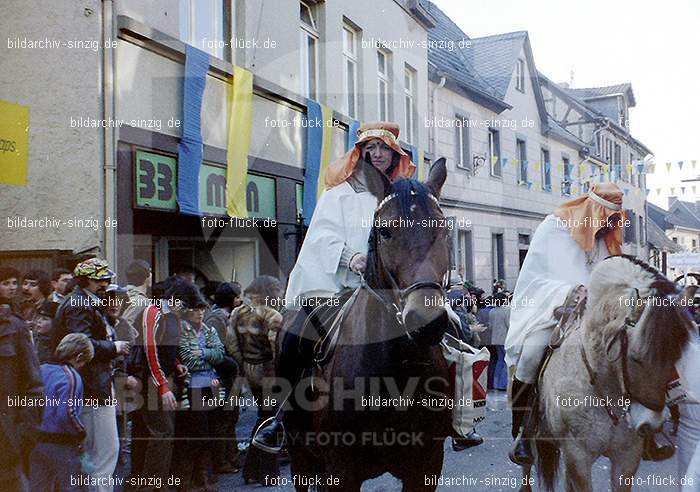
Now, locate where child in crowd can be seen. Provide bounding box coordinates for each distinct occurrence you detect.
[30,333,95,491]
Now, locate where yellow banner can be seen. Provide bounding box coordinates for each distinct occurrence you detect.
[316,104,334,200]
[226,67,253,218]
[0,100,29,185]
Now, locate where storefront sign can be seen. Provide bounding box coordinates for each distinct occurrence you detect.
[0,100,30,185]
[135,150,276,218]
[134,150,177,210]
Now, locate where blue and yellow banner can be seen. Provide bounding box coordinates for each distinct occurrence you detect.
[226,66,253,218]
[302,99,333,224]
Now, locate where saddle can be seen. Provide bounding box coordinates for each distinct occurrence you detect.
[537,286,587,386]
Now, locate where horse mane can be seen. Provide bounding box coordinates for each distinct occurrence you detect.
[588,255,689,365]
[365,178,435,288]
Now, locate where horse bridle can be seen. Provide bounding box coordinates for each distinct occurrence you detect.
[581,287,668,425]
[361,191,447,328]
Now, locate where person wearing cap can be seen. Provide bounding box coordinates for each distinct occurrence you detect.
[505,183,642,465]
[52,258,130,492]
[32,299,59,362]
[285,121,415,309]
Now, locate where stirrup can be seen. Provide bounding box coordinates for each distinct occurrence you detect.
[251,417,286,454]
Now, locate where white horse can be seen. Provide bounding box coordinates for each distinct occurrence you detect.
[528,255,696,492]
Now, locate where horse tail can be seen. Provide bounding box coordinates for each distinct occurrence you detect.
[535,438,560,492]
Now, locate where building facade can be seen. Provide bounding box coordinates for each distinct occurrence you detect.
[1,0,656,291]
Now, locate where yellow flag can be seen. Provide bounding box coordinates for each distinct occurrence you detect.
[0,100,29,185]
[226,67,253,218]
[316,104,334,200]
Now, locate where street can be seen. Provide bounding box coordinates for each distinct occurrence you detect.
[221,390,680,491]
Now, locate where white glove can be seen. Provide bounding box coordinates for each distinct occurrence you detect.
[349,253,367,274]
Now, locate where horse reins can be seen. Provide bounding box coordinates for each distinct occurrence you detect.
[580,287,667,426]
[364,190,447,330]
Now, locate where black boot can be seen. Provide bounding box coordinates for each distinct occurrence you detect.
[251,417,286,454]
[509,378,535,466]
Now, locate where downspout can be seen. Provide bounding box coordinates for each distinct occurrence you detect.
[101,0,117,268]
[431,74,446,154]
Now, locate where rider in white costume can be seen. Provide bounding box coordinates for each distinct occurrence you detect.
[252,122,415,452]
[507,182,625,465]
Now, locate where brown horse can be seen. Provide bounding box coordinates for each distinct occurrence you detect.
[283,159,453,491]
[526,255,696,492]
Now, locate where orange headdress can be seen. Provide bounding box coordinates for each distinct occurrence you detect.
[553,182,626,256]
[324,122,416,188]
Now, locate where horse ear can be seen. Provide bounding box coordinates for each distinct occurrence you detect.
[425,157,447,198]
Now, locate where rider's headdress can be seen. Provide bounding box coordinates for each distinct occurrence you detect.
[553,182,625,255]
[324,122,416,188]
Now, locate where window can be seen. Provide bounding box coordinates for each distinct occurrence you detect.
[614,143,622,180]
[492,233,505,280]
[672,237,678,243]
[596,133,602,157]
[300,2,319,98]
[541,148,551,192]
[638,215,645,245]
[456,230,474,282]
[377,50,390,121]
[489,129,501,177]
[516,139,527,184]
[692,239,697,251]
[180,0,226,59]
[515,59,525,92]
[562,157,572,196]
[404,65,416,144]
[343,24,358,118]
[455,115,470,171]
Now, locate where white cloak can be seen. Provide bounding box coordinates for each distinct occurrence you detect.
[285,181,377,309]
[505,214,609,369]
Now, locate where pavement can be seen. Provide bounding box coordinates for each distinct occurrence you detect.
[218,390,682,491]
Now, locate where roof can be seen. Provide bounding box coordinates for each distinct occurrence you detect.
[420,1,509,112]
[545,115,587,149]
[565,83,636,107]
[467,31,529,100]
[647,201,670,231]
[647,219,683,252]
[668,200,700,230]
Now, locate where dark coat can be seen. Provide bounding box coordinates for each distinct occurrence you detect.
[52,286,118,404]
[0,305,44,480]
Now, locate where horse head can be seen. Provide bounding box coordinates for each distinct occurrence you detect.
[587,255,694,436]
[365,157,449,347]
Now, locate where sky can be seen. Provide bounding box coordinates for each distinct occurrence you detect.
[431,0,700,207]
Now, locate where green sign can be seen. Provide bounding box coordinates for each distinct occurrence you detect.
[134,150,276,218]
[246,174,276,219]
[135,150,177,210]
[198,163,276,219]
